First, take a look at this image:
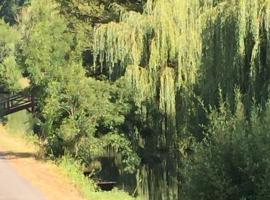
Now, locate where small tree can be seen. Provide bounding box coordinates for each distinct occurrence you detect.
[39,63,140,173]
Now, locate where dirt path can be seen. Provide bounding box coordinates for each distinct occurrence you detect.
[0,126,87,200]
[0,154,47,200]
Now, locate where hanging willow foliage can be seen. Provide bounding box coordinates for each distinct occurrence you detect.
[124,65,152,105]
[93,0,202,141]
[93,0,270,145]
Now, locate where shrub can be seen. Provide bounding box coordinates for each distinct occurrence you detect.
[183,99,270,200]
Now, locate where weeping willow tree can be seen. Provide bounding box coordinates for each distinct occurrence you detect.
[93,0,270,199]
[199,0,270,111]
[94,0,203,149]
[94,0,270,143]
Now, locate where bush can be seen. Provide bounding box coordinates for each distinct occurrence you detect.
[183,99,270,200]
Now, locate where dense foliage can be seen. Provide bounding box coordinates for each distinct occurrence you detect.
[0,0,30,24]
[2,0,270,199]
[17,0,141,173]
[183,94,270,200]
[0,20,22,91]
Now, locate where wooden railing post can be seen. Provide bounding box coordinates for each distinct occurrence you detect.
[31,95,35,112]
[10,96,13,108]
[7,96,10,112]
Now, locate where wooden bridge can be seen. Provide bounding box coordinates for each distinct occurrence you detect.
[0,93,36,116]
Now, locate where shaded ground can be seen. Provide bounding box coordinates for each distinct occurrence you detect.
[0,126,87,200]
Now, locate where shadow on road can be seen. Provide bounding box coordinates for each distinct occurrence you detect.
[0,151,35,160]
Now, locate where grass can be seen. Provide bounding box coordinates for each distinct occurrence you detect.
[5,110,35,136]
[4,110,40,147]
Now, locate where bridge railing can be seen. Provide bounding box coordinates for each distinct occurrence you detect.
[0,92,36,116]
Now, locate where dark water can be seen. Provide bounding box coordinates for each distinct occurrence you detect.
[136,154,181,200]
[96,153,181,200]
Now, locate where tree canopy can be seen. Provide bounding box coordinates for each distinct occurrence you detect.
[2,0,270,199]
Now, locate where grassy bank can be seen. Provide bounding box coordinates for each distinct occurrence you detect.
[59,156,135,200]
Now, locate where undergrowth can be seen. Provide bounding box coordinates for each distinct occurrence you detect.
[59,156,136,200]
